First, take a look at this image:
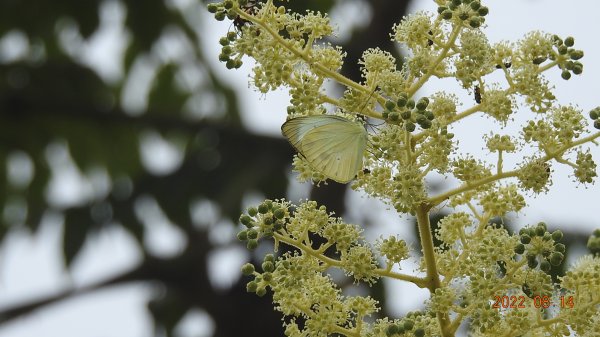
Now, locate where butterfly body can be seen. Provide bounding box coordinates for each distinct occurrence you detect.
[281,115,367,183]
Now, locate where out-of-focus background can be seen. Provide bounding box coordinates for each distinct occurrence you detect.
[0,0,598,336]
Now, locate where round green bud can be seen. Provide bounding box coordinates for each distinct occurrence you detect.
[469,17,481,28]
[594,229,600,237]
[589,108,600,120]
[225,59,236,69]
[382,111,389,119]
[533,57,547,65]
[262,261,275,272]
[248,207,258,217]
[247,239,258,250]
[570,50,584,60]
[535,224,546,236]
[262,272,272,282]
[223,0,233,9]
[226,10,237,20]
[437,6,448,14]
[241,263,255,275]
[550,252,563,266]
[552,35,563,46]
[564,36,575,47]
[594,120,600,130]
[405,122,416,132]
[258,203,269,214]
[404,320,415,330]
[218,53,229,62]
[520,235,531,244]
[558,45,568,55]
[425,111,435,121]
[273,208,285,219]
[527,256,538,269]
[416,97,429,110]
[565,61,575,70]
[416,114,428,125]
[227,31,237,41]
[386,324,399,336]
[246,280,258,292]
[414,328,425,337]
[385,100,396,111]
[207,3,219,13]
[452,0,462,6]
[222,46,233,55]
[470,1,480,10]
[215,10,226,21]
[551,230,563,241]
[389,112,400,121]
[542,233,552,241]
[561,70,571,80]
[458,12,470,21]
[442,10,453,20]
[572,63,583,75]
[540,260,551,273]
[263,216,273,225]
[419,119,432,129]
[239,0,248,5]
[247,229,258,239]
[237,230,248,241]
[264,253,275,262]
[240,214,253,227]
[406,99,415,109]
[478,6,489,16]
[519,228,528,236]
[397,98,407,108]
[219,37,230,46]
[256,287,267,297]
[514,243,525,255]
[554,243,566,253]
[401,110,412,120]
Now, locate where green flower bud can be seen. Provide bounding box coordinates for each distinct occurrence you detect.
[207,3,219,13]
[514,243,525,254]
[554,243,566,253]
[414,328,425,337]
[247,229,258,239]
[258,203,269,214]
[218,53,230,62]
[386,324,399,336]
[533,57,547,65]
[561,70,571,80]
[425,111,435,121]
[240,214,253,227]
[273,208,285,219]
[442,10,453,20]
[214,10,226,21]
[478,6,489,16]
[540,260,551,273]
[552,35,563,46]
[535,224,546,236]
[521,235,531,244]
[262,261,275,272]
[452,0,462,6]
[382,111,389,119]
[572,63,583,74]
[458,12,470,21]
[227,31,237,41]
[405,122,416,132]
[564,36,575,47]
[241,263,255,275]
[416,97,429,110]
[219,37,230,46]
[397,93,408,107]
[256,287,267,297]
[237,230,248,241]
[570,50,584,60]
[248,207,258,217]
[385,100,396,111]
[595,229,600,237]
[406,99,415,109]
[247,239,258,250]
[262,272,272,282]
[404,320,415,330]
[558,45,568,55]
[469,17,481,28]
[437,6,448,14]
[246,280,258,292]
[527,256,538,269]
[225,59,236,69]
[419,119,432,129]
[550,252,563,266]
[551,230,563,241]
[594,120,600,130]
[589,108,600,120]
[401,110,412,120]
[389,112,400,121]
[470,1,480,10]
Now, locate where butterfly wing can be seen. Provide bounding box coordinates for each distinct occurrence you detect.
[281,115,367,183]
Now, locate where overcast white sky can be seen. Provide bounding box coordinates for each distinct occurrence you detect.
[0,1,599,337]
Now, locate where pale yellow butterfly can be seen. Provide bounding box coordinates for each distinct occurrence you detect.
[281,115,368,183]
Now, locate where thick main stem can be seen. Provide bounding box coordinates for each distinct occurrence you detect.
[415,204,452,337]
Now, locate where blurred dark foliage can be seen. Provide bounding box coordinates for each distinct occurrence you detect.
[0,0,413,336]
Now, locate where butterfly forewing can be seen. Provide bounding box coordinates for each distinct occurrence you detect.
[281,115,367,183]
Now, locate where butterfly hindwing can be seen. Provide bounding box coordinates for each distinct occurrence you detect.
[281,115,367,183]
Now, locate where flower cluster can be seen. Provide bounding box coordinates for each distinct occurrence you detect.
[209,0,600,336]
